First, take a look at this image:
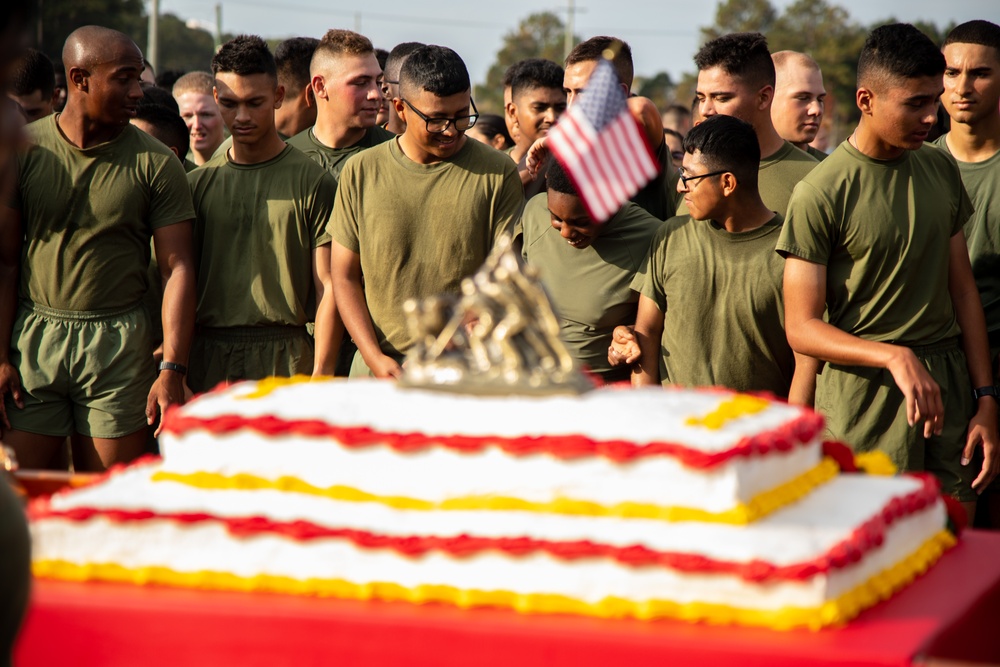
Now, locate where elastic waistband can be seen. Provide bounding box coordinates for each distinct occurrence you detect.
[22,301,144,321]
[197,325,308,342]
[905,336,960,356]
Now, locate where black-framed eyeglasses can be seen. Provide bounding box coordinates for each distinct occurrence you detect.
[400,97,479,133]
[678,168,728,188]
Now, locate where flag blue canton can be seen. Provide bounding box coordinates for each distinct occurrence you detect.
[576,59,627,131]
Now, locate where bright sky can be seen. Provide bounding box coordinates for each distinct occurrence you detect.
[159,0,996,86]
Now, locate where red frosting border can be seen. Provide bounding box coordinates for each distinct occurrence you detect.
[31,473,941,583]
[158,406,825,467]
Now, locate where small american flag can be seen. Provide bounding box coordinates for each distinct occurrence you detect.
[547,57,659,223]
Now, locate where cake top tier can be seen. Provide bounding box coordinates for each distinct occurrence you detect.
[161,378,823,468]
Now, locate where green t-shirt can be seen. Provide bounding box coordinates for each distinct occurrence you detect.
[287,125,395,182]
[636,214,794,397]
[631,137,677,220]
[521,194,666,380]
[805,145,828,162]
[14,115,193,312]
[777,141,971,345]
[675,140,817,218]
[188,146,336,328]
[330,137,523,356]
[933,134,1000,336]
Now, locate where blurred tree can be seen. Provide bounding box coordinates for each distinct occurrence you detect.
[701,0,777,43]
[635,71,674,111]
[476,12,575,114]
[155,14,220,74]
[37,0,145,62]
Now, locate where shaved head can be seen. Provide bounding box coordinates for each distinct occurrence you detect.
[772,51,820,76]
[62,26,141,70]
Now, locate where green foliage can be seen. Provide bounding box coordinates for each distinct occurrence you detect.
[701,0,777,43]
[154,14,218,74]
[38,0,145,62]
[475,12,574,115]
[635,72,674,111]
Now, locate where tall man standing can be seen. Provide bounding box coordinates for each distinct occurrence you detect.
[187,35,338,392]
[779,24,998,521]
[331,45,522,378]
[0,26,196,470]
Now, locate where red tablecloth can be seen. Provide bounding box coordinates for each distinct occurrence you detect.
[14,530,1000,667]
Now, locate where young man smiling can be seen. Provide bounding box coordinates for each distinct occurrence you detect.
[186,35,339,392]
[172,71,225,166]
[771,51,828,161]
[330,45,522,378]
[779,24,998,521]
[520,161,665,383]
[505,58,566,197]
[623,115,811,403]
[934,20,1000,526]
[0,25,196,470]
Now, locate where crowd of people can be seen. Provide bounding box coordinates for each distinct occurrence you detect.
[2,17,1000,522]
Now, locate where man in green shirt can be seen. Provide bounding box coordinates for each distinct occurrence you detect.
[934,20,1000,526]
[779,24,998,521]
[0,26,196,471]
[330,45,523,378]
[679,32,817,218]
[187,35,338,393]
[521,161,666,383]
[505,58,566,198]
[623,115,812,403]
[771,51,828,162]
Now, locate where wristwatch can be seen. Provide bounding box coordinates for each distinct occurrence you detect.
[972,385,999,401]
[158,361,187,375]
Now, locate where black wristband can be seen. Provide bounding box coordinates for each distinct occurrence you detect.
[158,361,187,375]
[972,385,999,401]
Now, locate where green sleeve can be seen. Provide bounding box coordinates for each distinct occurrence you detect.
[491,164,525,245]
[311,171,337,247]
[952,168,974,238]
[329,162,361,253]
[149,154,196,229]
[775,180,834,264]
[638,225,669,311]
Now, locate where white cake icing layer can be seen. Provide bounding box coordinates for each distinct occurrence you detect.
[158,380,822,514]
[31,463,945,612]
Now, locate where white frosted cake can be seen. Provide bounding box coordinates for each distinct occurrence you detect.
[29,377,954,630]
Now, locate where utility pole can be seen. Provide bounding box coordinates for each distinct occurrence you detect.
[147,0,159,72]
[563,0,582,60]
[355,12,361,32]
[215,3,223,51]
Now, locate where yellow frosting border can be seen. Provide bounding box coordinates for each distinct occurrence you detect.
[150,458,839,525]
[32,530,954,631]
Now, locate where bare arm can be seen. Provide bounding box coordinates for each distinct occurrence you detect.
[310,243,341,377]
[147,221,196,433]
[631,295,664,387]
[0,202,23,432]
[783,256,943,437]
[788,352,819,407]
[330,240,400,379]
[946,232,999,491]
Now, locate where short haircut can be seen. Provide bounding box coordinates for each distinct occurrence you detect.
[858,24,945,89]
[472,113,512,148]
[385,41,425,81]
[275,36,319,90]
[683,114,760,190]
[546,159,578,197]
[375,48,389,71]
[10,47,55,97]
[507,58,564,100]
[664,127,683,141]
[399,45,469,98]
[212,35,277,79]
[155,68,185,91]
[694,32,775,90]
[138,84,179,114]
[771,50,820,74]
[134,103,189,160]
[172,70,214,96]
[565,36,634,89]
[942,20,1000,55]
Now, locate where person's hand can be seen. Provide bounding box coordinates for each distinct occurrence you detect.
[525,137,550,179]
[0,361,23,435]
[146,370,186,436]
[608,325,640,367]
[964,398,1000,492]
[885,347,943,438]
[369,354,403,380]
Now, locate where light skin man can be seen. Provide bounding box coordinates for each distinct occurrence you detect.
[779,24,998,522]
[7,48,56,122]
[173,71,225,165]
[771,51,827,160]
[0,26,196,471]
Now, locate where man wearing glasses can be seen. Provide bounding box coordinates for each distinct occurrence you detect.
[380,41,424,135]
[330,45,523,378]
[621,115,815,405]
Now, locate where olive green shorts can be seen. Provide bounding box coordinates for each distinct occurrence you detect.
[5,302,155,439]
[815,337,976,502]
[188,325,314,394]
